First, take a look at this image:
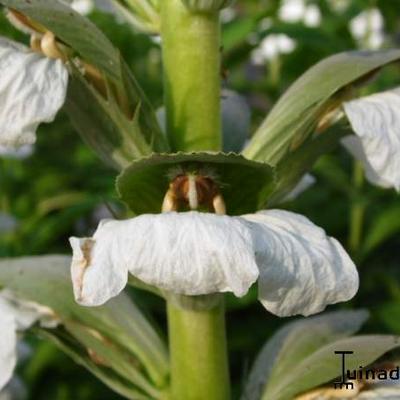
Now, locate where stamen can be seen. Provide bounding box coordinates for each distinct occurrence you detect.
[187,174,199,210]
[212,194,226,215]
[40,31,67,61]
[162,187,178,212]
[30,35,42,53]
[162,168,226,215]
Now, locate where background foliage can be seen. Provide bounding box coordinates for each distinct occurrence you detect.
[1,0,400,398]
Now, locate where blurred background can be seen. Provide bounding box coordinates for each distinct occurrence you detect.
[1,0,400,398]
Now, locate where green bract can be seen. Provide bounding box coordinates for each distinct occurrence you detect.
[116,152,275,215]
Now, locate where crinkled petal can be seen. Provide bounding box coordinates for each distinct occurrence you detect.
[242,210,358,317]
[0,305,17,391]
[343,89,400,191]
[69,212,259,306]
[0,38,68,147]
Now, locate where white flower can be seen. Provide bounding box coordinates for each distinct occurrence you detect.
[0,290,58,391]
[349,8,385,50]
[0,38,68,148]
[69,210,358,317]
[251,34,297,64]
[278,0,321,28]
[342,88,400,192]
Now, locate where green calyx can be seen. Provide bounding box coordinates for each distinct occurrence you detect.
[116,152,275,216]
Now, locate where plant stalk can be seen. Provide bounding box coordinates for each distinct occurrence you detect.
[167,298,230,400]
[161,0,222,151]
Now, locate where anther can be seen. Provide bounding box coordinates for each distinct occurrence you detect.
[40,31,67,61]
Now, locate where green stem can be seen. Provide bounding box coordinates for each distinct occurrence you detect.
[167,297,230,400]
[161,0,222,151]
[349,160,365,254]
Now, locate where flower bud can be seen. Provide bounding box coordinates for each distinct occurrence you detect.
[181,0,233,13]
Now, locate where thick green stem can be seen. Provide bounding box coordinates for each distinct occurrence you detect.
[161,0,222,151]
[167,297,230,400]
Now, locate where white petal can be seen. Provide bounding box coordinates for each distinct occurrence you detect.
[70,212,259,306]
[0,290,58,330]
[0,38,68,148]
[343,89,400,191]
[0,306,17,391]
[342,135,391,188]
[282,173,316,202]
[242,210,358,317]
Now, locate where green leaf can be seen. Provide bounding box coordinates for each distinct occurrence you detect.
[116,152,275,215]
[39,328,154,400]
[243,310,369,400]
[262,335,400,400]
[0,256,169,396]
[243,49,400,166]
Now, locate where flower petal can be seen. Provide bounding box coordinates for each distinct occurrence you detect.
[343,89,400,191]
[0,289,58,330]
[70,212,259,306]
[0,38,68,147]
[0,305,17,391]
[242,210,358,317]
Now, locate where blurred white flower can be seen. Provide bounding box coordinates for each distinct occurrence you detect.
[343,88,400,192]
[278,0,321,28]
[251,34,297,64]
[221,7,236,23]
[0,290,58,391]
[0,214,18,235]
[0,38,68,148]
[70,210,358,317]
[0,377,27,400]
[69,0,94,15]
[349,8,385,49]
[0,145,33,159]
